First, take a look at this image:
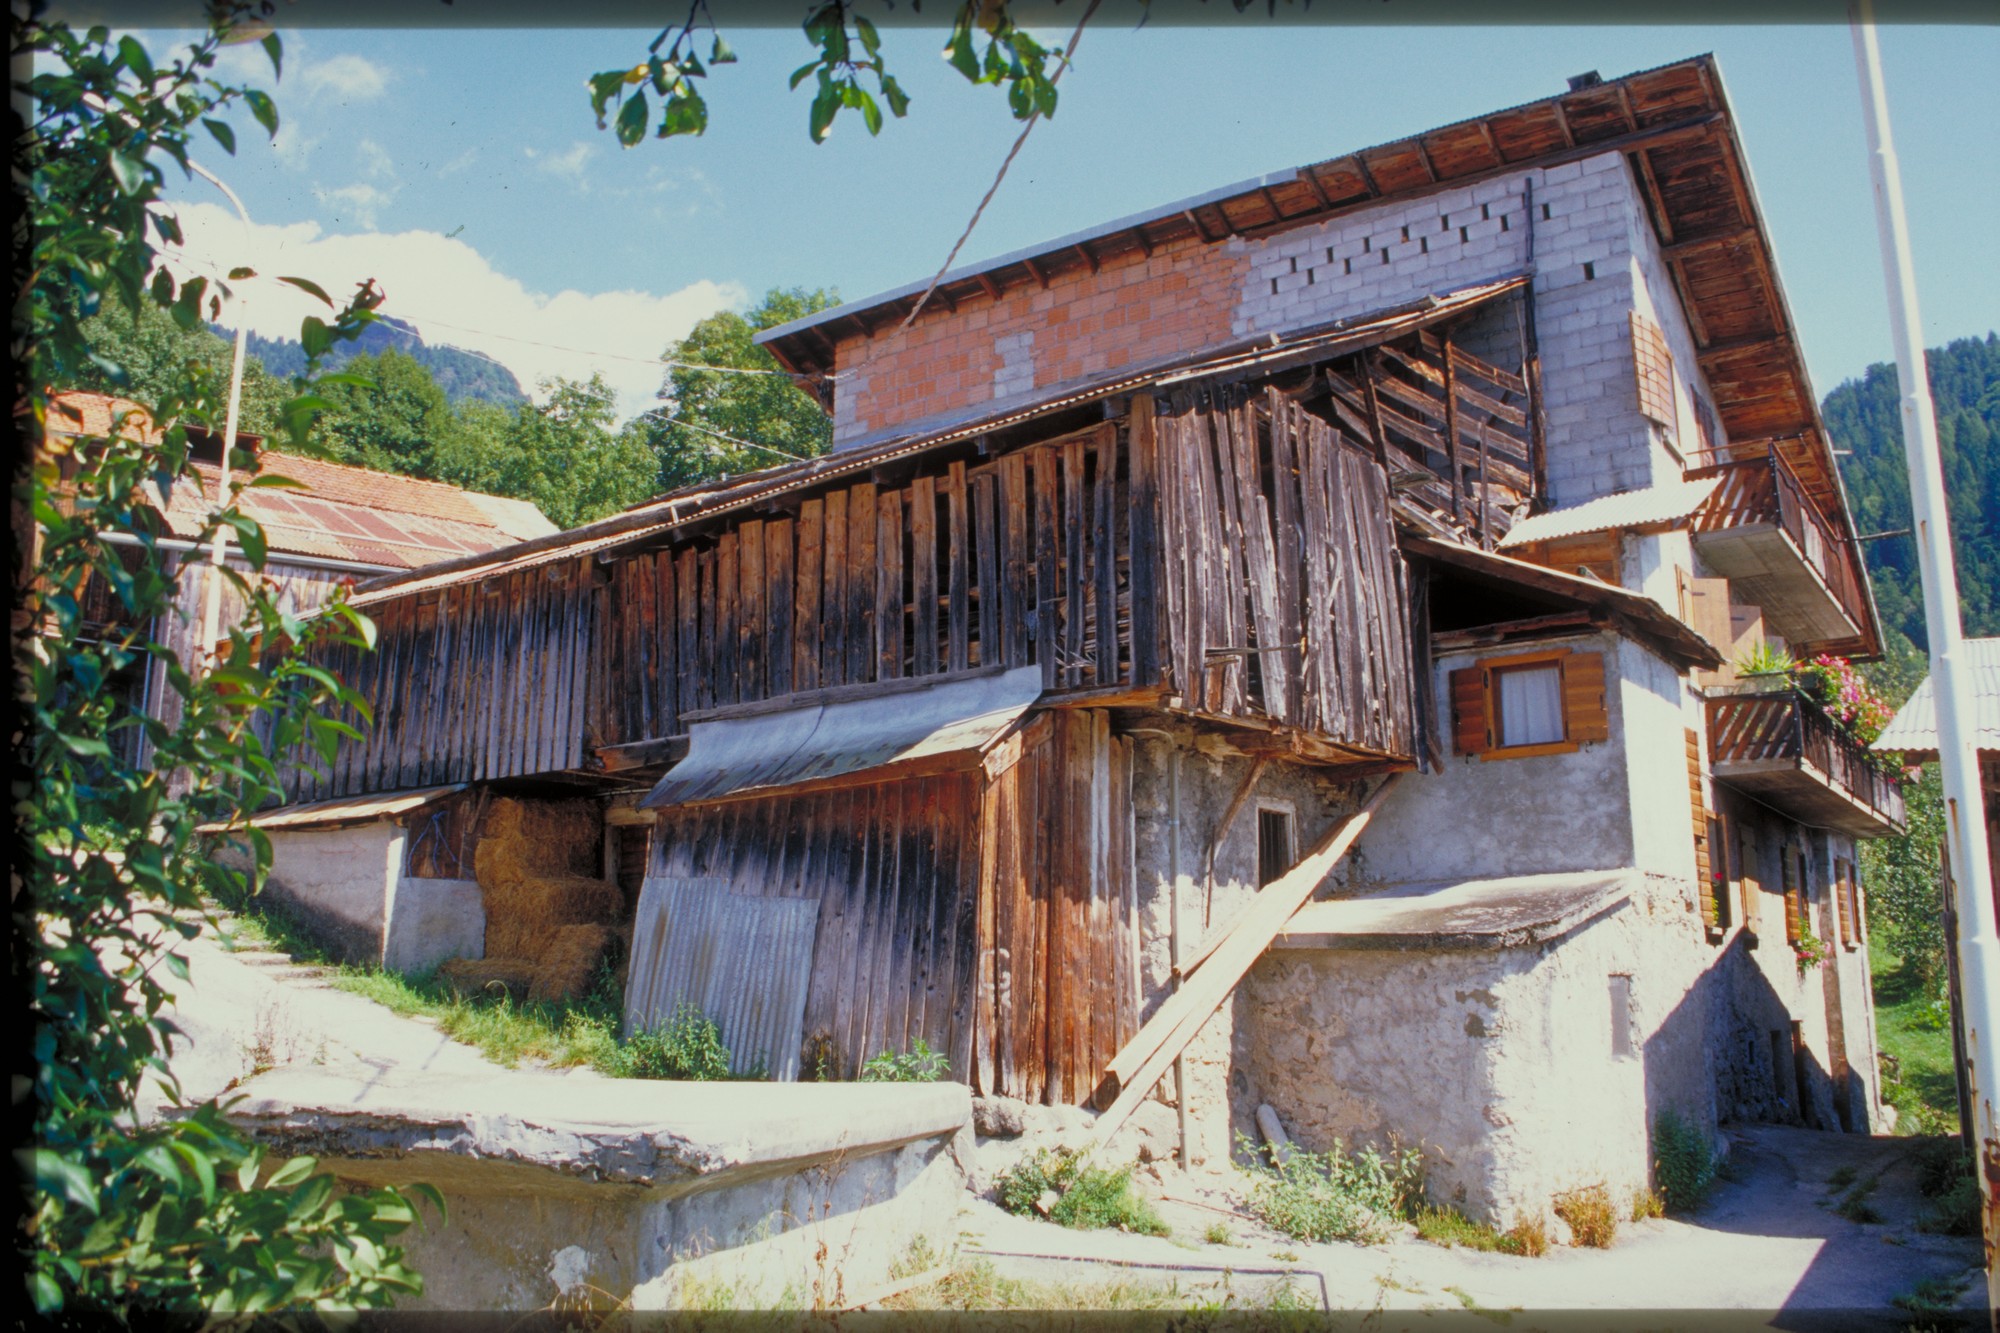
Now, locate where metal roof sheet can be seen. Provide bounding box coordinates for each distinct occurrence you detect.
[1874,637,2000,756]
[1496,478,1720,548]
[1275,870,1636,950]
[205,784,467,833]
[642,666,1044,810]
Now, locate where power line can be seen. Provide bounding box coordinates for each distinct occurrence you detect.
[641,411,808,463]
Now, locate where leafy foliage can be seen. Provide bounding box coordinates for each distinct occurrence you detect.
[637,286,840,492]
[435,374,661,529]
[1650,1109,1716,1215]
[589,1,1068,147]
[19,13,440,1317]
[1829,332,2000,649]
[611,1002,736,1080]
[858,1036,948,1082]
[994,1147,1169,1235]
[1234,1133,1423,1245]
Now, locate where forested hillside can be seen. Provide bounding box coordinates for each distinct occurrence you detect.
[1829,332,1999,649]
[245,316,526,410]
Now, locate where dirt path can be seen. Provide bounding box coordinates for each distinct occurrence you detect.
[954,1124,1982,1329]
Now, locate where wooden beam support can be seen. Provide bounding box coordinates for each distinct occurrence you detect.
[594,734,689,773]
[1088,777,1401,1139]
[1662,225,1758,259]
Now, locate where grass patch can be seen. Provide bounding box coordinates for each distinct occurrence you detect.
[1826,1164,1859,1192]
[1912,1137,1979,1237]
[1415,1207,1546,1258]
[858,1036,947,1082]
[994,1148,1169,1236]
[1203,1221,1237,1246]
[1893,1272,1972,1329]
[208,892,748,1080]
[1630,1187,1664,1222]
[1872,941,1961,1136]
[1236,1134,1423,1245]
[1553,1185,1617,1249]
[1832,1174,1884,1225]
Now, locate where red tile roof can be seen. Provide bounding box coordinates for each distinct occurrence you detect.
[47,390,556,570]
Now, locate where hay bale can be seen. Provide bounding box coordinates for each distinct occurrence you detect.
[472,797,625,962]
[526,923,614,1005]
[436,957,538,1003]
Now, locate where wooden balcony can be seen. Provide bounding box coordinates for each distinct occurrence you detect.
[1687,448,1868,650]
[1706,687,1907,838]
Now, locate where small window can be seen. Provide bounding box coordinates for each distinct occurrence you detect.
[1608,975,1635,1059]
[1256,808,1294,888]
[1494,663,1564,748]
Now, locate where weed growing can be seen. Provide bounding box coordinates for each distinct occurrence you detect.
[1202,1221,1236,1246]
[1414,1206,1546,1258]
[1502,1216,1548,1257]
[858,1036,947,1082]
[1630,1187,1665,1222]
[1893,1272,1971,1329]
[1826,1164,1859,1192]
[608,1002,734,1080]
[994,1148,1169,1235]
[1236,1133,1423,1245]
[1553,1185,1618,1248]
[1651,1109,1716,1214]
[1911,1138,1979,1236]
[1832,1172,1885,1225]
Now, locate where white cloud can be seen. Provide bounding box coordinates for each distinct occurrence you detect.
[356,138,396,181]
[155,200,742,421]
[311,183,396,229]
[297,53,389,102]
[524,142,596,185]
[437,147,480,178]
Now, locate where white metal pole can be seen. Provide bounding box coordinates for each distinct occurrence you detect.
[186,159,252,677]
[1851,6,1999,1304]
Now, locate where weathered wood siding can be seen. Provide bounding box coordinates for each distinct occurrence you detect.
[280,556,597,801]
[1157,385,1416,756]
[591,420,1156,753]
[643,708,1135,1103]
[975,708,1137,1106]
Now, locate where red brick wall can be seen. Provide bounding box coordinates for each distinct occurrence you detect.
[833,232,1249,442]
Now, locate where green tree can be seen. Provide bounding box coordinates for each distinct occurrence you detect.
[639,286,839,492]
[75,299,293,437]
[437,375,661,529]
[314,346,466,477]
[18,14,437,1318]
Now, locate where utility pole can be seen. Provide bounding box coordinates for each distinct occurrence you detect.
[186,159,252,677]
[1850,6,1999,1309]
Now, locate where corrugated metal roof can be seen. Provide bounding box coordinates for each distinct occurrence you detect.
[204,784,467,832]
[1874,637,2000,756]
[1496,477,1720,548]
[642,666,1044,810]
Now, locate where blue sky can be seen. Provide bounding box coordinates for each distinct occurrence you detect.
[143,17,1998,421]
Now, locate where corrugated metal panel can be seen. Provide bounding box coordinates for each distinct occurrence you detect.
[624,876,820,1080]
[201,783,466,832]
[1496,477,1719,548]
[1876,636,2000,756]
[641,665,1044,810]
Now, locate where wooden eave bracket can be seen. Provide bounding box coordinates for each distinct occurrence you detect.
[594,734,689,773]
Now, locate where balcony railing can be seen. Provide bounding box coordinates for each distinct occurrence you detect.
[1707,687,1907,837]
[1688,446,1870,645]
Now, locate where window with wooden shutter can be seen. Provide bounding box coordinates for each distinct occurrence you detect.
[1447,647,1610,760]
[1686,727,1724,939]
[1631,311,1677,430]
[1781,843,1804,947]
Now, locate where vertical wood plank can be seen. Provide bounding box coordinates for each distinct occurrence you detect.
[676,547,700,720]
[737,518,765,703]
[972,473,1000,669]
[876,490,904,680]
[697,548,717,713]
[946,462,970,674]
[1032,448,1060,692]
[1092,423,1118,687]
[1062,439,1086,691]
[716,531,740,707]
[765,519,794,699]
[911,475,939,677]
[654,549,678,738]
[794,499,824,692]
[846,482,877,686]
[1128,394,1162,688]
[823,489,850,688]
[1000,452,1031,669]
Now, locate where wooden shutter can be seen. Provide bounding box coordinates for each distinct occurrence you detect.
[1781,844,1802,946]
[1449,665,1490,755]
[1737,821,1759,943]
[1561,651,1609,743]
[1686,728,1720,936]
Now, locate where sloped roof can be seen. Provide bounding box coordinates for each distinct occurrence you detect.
[48,390,556,570]
[1874,638,2000,757]
[1497,478,1720,548]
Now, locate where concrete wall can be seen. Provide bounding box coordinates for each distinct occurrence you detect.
[1234,873,1728,1228]
[262,822,484,974]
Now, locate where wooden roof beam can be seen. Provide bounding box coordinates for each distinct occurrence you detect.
[1414,137,1440,183]
[1662,224,1759,258]
[1551,100,1577,148]
[1475,118,1505,169]
[1073,242,1101,274]
[1298,166,1333,209]
[1022,254,1051,290]
[1694,332,1790,362]
[1629,148,1675,244]
[1352,154,1384,198]
[974,272,1002,302]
